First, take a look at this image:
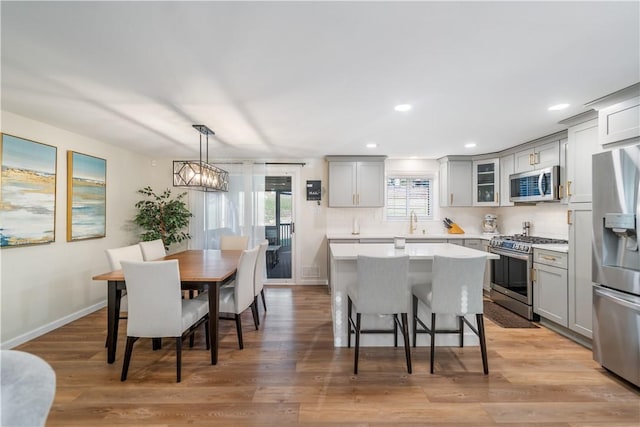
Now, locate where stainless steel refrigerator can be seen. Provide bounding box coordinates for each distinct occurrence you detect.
[592,143,640,387]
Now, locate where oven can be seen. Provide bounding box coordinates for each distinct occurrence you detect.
[489,246,536,320]
[488,234,568,320]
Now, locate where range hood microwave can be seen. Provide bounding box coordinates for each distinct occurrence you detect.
[509,165,560,202]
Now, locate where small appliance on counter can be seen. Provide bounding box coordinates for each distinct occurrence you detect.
[481,214,498,234]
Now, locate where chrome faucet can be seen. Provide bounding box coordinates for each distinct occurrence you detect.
[409,210,418,234]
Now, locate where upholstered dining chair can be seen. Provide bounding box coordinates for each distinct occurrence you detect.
[104,244,145,326]
[220,235,249,250]
[120,260,210,383]
[0,350,56,427]
[347,254,412,374]
[412,255,488,374]
[139,239,166,261]
[254,240,269,322]
[213,246,260,349]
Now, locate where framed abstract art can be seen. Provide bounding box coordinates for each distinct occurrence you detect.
[0,133,57,247]
[67,151,106,241]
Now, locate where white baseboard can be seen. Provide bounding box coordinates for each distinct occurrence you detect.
[1,301,107,349]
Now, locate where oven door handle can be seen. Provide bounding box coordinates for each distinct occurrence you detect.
[489,247,531,261]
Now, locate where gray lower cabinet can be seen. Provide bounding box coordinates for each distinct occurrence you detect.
[533,249,568,327]
[568,205,593,338]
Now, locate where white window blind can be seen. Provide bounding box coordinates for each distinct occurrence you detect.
[386,177,433,219]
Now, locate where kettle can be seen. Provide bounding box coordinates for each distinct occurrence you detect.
[482,214,498,234]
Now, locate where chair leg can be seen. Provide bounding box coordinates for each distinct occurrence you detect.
[189,333,195,348]
[235,314,244,349]
[347,296,353,348]
[393,314,398,347]
[354,313,361,375]
[120,336,136,381]
[459,316,464,348]
[412,295,418,347]
[253,296,261,326]
[477,314,489,374]
[176,337,182,383]
[401,313,412,374]
[152,338,162,350]
[430,313,436,374]
[251,300,259,330]
[261,289,267,311]
[205,318,211,350]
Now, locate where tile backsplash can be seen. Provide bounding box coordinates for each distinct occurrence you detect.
[326,203,569,239]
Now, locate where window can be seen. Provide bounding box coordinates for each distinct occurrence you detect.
[386,176,433,219]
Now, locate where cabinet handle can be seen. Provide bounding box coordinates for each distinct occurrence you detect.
[529,153,534,165]
[540,255,557,261]
[495,192,498,203]
[357,194,360,205]
[567,210,573,225]
[558,184,564,198]
[531,268,536,282]
[534,152,540,164]
[567,181,572,197]
[450,193,453,205]
[352,194,356,205]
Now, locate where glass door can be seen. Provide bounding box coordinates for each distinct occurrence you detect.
[473,158,500,206]
[264,173,296,282]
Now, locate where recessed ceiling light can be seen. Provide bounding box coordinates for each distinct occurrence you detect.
[464,142,477,148]
[394,104,412,112]
[366,143,378,149]
[548,103,570,111]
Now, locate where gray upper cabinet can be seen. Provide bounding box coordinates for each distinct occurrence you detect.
[472,158,500,206]
[565,119,600,204]
[598,96,640,145]
[327,156,386,208]
[514,140,560,173]
[439,157,472,207]
[499,153,515,206]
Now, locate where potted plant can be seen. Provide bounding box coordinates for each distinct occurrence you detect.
[134,186,193,250]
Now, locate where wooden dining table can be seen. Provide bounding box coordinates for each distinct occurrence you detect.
[92,249,242,365]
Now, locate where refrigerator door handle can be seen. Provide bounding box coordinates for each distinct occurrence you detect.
[594,286,640,311]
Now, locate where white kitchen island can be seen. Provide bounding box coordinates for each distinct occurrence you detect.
[329,242,499,347]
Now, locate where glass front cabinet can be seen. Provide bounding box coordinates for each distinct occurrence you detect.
[472,158,500,206]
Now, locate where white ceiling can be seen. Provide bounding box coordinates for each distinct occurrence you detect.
[1,1,639,160]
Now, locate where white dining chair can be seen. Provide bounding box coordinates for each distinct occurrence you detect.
[139,239,166,260]
[347,254,412,374]
[0,350,56,427]
[220,235,249,250]
[104,244,145,321]
[412,255,488,374]
[120,260,210,383]
[254,240,269,322]
[214,246,259,349]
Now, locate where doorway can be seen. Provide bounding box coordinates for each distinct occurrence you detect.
[264,175,294,282]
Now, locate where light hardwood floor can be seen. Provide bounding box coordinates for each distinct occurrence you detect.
[15,285,640,426]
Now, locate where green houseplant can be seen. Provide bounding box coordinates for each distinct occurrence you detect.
[134,186,193,250]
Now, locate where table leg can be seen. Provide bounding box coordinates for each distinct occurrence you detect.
[107,281,122,364]
[208,283,220,365]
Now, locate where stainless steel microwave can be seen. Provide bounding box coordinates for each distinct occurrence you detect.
[509,166,560,202]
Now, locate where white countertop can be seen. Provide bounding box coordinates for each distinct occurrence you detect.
[327,233,495,240]
[532,243,569,253]
[329,242,500,260]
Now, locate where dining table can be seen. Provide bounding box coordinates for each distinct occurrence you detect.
[92,249,242,365]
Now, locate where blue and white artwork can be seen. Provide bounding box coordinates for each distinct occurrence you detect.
[67,151,106,241]
[0,134,57,247]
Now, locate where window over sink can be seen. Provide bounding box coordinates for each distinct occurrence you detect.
[386,176,433,220]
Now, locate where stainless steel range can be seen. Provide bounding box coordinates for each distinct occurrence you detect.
[489,235,568,320]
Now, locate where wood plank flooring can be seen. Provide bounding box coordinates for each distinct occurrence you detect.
[15,285,640,426]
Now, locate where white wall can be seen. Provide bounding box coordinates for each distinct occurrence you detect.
[0,111,171,348]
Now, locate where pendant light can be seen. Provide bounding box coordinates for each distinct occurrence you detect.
[173,125,229,192]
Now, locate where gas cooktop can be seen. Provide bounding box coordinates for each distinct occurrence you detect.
[489,235,568,253]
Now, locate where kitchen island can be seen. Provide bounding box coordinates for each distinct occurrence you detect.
[329,242,499,347]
